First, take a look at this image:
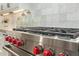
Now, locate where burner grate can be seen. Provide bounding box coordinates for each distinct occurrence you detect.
[13,27,79,39]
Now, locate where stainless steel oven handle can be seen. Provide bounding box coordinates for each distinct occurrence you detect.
[3,45,19,56]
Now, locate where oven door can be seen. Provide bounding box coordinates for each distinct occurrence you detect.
[3,45,34,56]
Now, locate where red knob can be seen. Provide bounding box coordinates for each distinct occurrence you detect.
[33,46,40,55]
[33,45,43,55]
[58,53,65,56]
[8,37,13,43]
[5,36,10,41]
[12,38,17,44]
[43,49,54,56]
[16,40,23,47]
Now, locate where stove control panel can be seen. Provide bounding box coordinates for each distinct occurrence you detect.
[3,31,75,56]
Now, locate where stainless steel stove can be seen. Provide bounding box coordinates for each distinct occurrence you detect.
[2,27,79,56]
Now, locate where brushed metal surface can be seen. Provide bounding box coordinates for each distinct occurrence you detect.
[1,29,79,56]
[12,32,79,55]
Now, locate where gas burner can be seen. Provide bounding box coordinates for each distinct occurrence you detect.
[13,27,79,39]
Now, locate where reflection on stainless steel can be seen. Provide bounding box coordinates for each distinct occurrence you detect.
[3,45,33,56]
[2,27,79,56]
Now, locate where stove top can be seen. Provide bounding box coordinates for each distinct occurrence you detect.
[13,27,79,39]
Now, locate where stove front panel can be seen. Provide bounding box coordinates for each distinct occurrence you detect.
[4,30,79,56]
